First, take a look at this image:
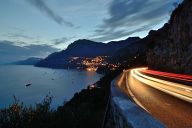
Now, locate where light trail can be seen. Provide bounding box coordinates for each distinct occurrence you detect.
[124,72,150,113]
[141,69,192,82]
[130,68,192,103]
[135,69,192,92]
[119,68,192,128]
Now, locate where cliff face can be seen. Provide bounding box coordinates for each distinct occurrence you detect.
[147,0,192,74]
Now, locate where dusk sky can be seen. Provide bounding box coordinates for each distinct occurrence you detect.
[0,0,183,49]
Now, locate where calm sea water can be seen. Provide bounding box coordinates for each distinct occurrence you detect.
[0,65,103,108]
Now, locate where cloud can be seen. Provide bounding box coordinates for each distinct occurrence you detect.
[28,0,74,27]
[92,0,181,42]
[0,40,58,63]
[92,24,154,42]
[52,37,68,45]
[6,33,38,40]
[52,36,76,45]
[25,44,59,55]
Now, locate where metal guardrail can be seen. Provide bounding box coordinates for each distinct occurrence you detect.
[110,75,166,128]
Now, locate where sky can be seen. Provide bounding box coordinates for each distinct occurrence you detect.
[0,0,183,50]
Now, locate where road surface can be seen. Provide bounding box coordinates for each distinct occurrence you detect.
[117,68,192,128]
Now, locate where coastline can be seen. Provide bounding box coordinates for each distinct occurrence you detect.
[0,65,103,109]
[0,67,121,128]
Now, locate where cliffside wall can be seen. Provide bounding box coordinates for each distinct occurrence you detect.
[147,0,192,74]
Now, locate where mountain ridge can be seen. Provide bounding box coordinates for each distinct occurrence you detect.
[36,37,141,68]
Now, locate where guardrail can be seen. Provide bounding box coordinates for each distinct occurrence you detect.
[109,75,166,128]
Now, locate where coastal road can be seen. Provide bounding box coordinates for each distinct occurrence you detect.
[118,68,192,128]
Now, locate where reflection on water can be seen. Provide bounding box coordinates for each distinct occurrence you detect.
[0,65,103,108]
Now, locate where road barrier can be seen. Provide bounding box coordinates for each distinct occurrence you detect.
[109,75,166,128]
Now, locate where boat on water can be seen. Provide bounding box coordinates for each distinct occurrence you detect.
[25,83,32,87]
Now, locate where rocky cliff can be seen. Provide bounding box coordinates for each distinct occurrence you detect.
[147,0,192,74]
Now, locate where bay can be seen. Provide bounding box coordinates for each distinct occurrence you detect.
[0,65,103,108]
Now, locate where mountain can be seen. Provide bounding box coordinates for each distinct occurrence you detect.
[11,57,42,65]
[36,0,192,73]
[112,39,147,60]
[108,0,192,74]
[146,0,192,74]
[36,37,140,68]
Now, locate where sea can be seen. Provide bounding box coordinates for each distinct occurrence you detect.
[0,65,103,108]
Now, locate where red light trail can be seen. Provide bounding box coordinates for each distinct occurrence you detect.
[140,69,192,82]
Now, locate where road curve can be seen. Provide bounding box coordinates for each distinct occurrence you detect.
[119,68,192,128]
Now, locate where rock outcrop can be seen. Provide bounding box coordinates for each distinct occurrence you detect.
[147,0,192,74]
